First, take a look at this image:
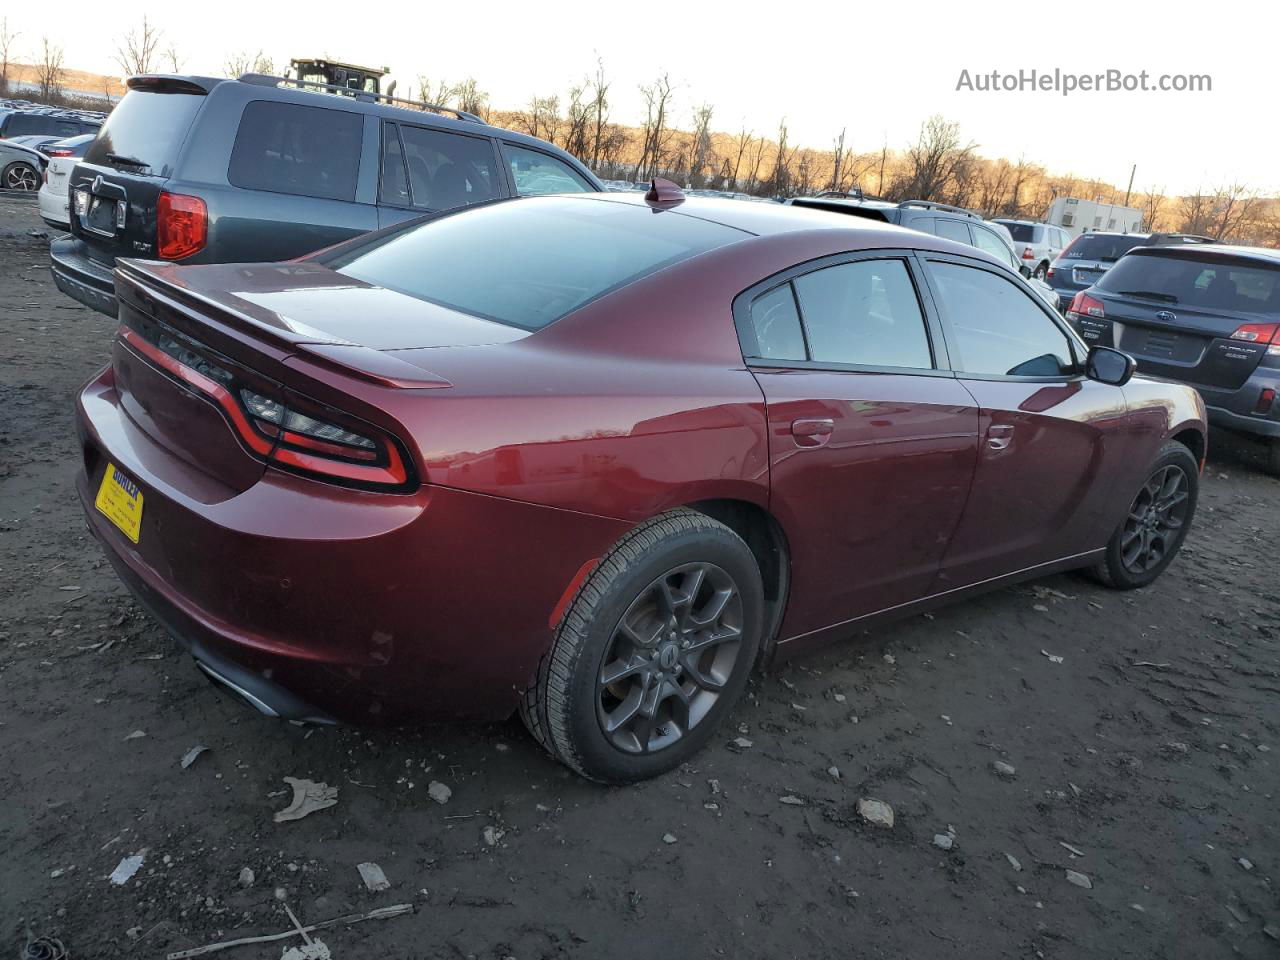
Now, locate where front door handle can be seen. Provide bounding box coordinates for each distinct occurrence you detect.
[987,423,1014,451]
[791,418,835,448]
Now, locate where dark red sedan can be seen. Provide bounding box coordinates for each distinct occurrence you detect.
[77,185,1206,782]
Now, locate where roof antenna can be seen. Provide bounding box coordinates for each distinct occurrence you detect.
[645,177,685,204]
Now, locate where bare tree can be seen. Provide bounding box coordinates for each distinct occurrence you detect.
[746,134,768,196]
[891,115,976,202]
[452,78,489,119]
[0,18,17,97]
[224,50,273,78]
[687,104,715,188]
[588,58,610,172]
[635,73,674,182]
[164,43,184,74]
[1140,188,1166,232]
[769,118,794,197]
[828,128,847,193]
[562,83,593,160]
[36,37,65,101]
[416,76,454,107]
[520,94,562,145]
[114,16,163,77]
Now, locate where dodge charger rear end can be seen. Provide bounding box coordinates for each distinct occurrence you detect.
[77,191,1206,782]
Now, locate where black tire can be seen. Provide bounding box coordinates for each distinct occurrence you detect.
[1092,440,1199,589]
[2,161,40,192]
[520,508,764,783]
[1034,262,1049,280]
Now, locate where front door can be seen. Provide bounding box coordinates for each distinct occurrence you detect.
[735,253,980,645]
[920,256,1131,590]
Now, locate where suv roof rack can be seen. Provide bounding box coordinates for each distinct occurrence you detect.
[237,73,485,123]
[901,200,977,220]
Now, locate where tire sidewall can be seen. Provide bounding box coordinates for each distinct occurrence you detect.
[1103,442,1199,588]
[561,524,763,783]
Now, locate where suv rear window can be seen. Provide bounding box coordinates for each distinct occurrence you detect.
[1063,234,1147,262]
[328,197,745,330]
[1000,222,1037,243]
[1097,252,1280,316]
[228,101,363,202]
[84,90,201,178]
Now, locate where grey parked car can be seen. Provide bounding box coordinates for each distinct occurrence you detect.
[0,138,46,191]
[52,73,604,317]
[1047,231,1216,310]
[1069,244,1280,473]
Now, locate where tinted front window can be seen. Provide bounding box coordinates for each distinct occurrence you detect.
[1063,234,1146,262]
[84,90,201,177]
[228,100,362,201]
[505,143,594,196]
[328,198,744,330]
[399,125,498,210]
[929,261,1074,377]
[1097,253,1280,316]
[793,259,933,369]
[746,284,806,361]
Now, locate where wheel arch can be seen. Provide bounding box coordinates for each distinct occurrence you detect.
[1170,423,1206,469]
[683,497,792,663]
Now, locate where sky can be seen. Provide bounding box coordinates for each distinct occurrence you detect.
[10,0,1279,197]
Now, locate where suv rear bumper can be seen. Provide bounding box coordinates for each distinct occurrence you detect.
[1199,371,1280,441]
[50,236,118,317]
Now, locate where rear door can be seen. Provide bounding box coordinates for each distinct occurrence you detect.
[1090,249,1280,391]
[376,120,505,228]
[70,80,207,267]
[922,255,1132,588]
[737,252,980,645]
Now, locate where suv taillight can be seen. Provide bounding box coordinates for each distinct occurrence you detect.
[156,192,207,260]
[1021,247,1035,259]
[1067,292,1105,321]
[1230,323,1279,344]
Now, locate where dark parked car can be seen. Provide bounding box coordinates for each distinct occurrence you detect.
[52,73,603,317]
[0,138,47,191]
[0,108,101,141]
[77,187,1206,782]
[1046,231,1216,308]
[1066,244,1279,473]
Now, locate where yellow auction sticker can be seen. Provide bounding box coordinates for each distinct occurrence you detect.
[95,463,144,544]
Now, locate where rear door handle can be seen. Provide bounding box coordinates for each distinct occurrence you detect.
[987,424,1014,451]
[791,418,835,448]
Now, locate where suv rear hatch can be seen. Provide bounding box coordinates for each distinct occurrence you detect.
[69,77,209,268]
[1086,248,1280,390]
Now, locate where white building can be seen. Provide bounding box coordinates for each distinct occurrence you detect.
[1046,197,1144,238]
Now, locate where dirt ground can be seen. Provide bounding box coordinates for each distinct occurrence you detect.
[1,192,1277,960]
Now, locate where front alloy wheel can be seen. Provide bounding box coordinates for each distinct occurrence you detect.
[3,162,40,192]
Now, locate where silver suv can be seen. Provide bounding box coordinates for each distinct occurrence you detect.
[993,219,1070,280]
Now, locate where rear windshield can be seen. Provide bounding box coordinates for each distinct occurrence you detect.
[999,222,1038,243]
[327,197,746,330]
[84,89,203,178]
[1097,252,1280,316]
[1062,234,1146,262]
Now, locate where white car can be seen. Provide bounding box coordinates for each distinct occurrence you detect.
[993,219,1071,280]
[37,134,94,230]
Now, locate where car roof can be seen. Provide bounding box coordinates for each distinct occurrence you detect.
[1128,243,1280,267]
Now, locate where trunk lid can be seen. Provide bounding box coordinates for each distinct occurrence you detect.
[69,79,208,267]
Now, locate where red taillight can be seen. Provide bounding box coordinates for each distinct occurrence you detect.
[1046,265,1055,278]
[156,192,207,260]
[1021,247,1035,259]
[1067,292,1105,320]
[120,323,411,490]
[1229,323,1279,344]
[1257,387,1277,413]
[46,148,75,157]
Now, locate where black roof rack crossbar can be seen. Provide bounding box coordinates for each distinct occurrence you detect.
[897,200,979,218]
[237,73,484,123]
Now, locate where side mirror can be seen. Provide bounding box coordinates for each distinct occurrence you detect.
[1086,346,1136,386]
[1019,264,1032,279]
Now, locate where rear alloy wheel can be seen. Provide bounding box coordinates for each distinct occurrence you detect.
[2,162,41,192]
[1034,262,1049,280]
[1093,440,1199,589]
[521,509,763,783]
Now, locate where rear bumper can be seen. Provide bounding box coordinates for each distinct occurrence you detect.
[76,364,630,724]
[1206,403,1280,439]
[50,236,118,317]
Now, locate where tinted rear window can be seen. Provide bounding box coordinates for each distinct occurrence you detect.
[1097,253,1280,316]
[1000,222,1037,243]
[4,114,95,138]
[84,90,200,177]
[1063,234,1146,262]
[229,100,363,202]
[328,197,746,330]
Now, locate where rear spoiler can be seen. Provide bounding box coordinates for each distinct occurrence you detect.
[113,261,452,390]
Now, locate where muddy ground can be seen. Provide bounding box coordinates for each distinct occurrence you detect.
[0,192,1277,960]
